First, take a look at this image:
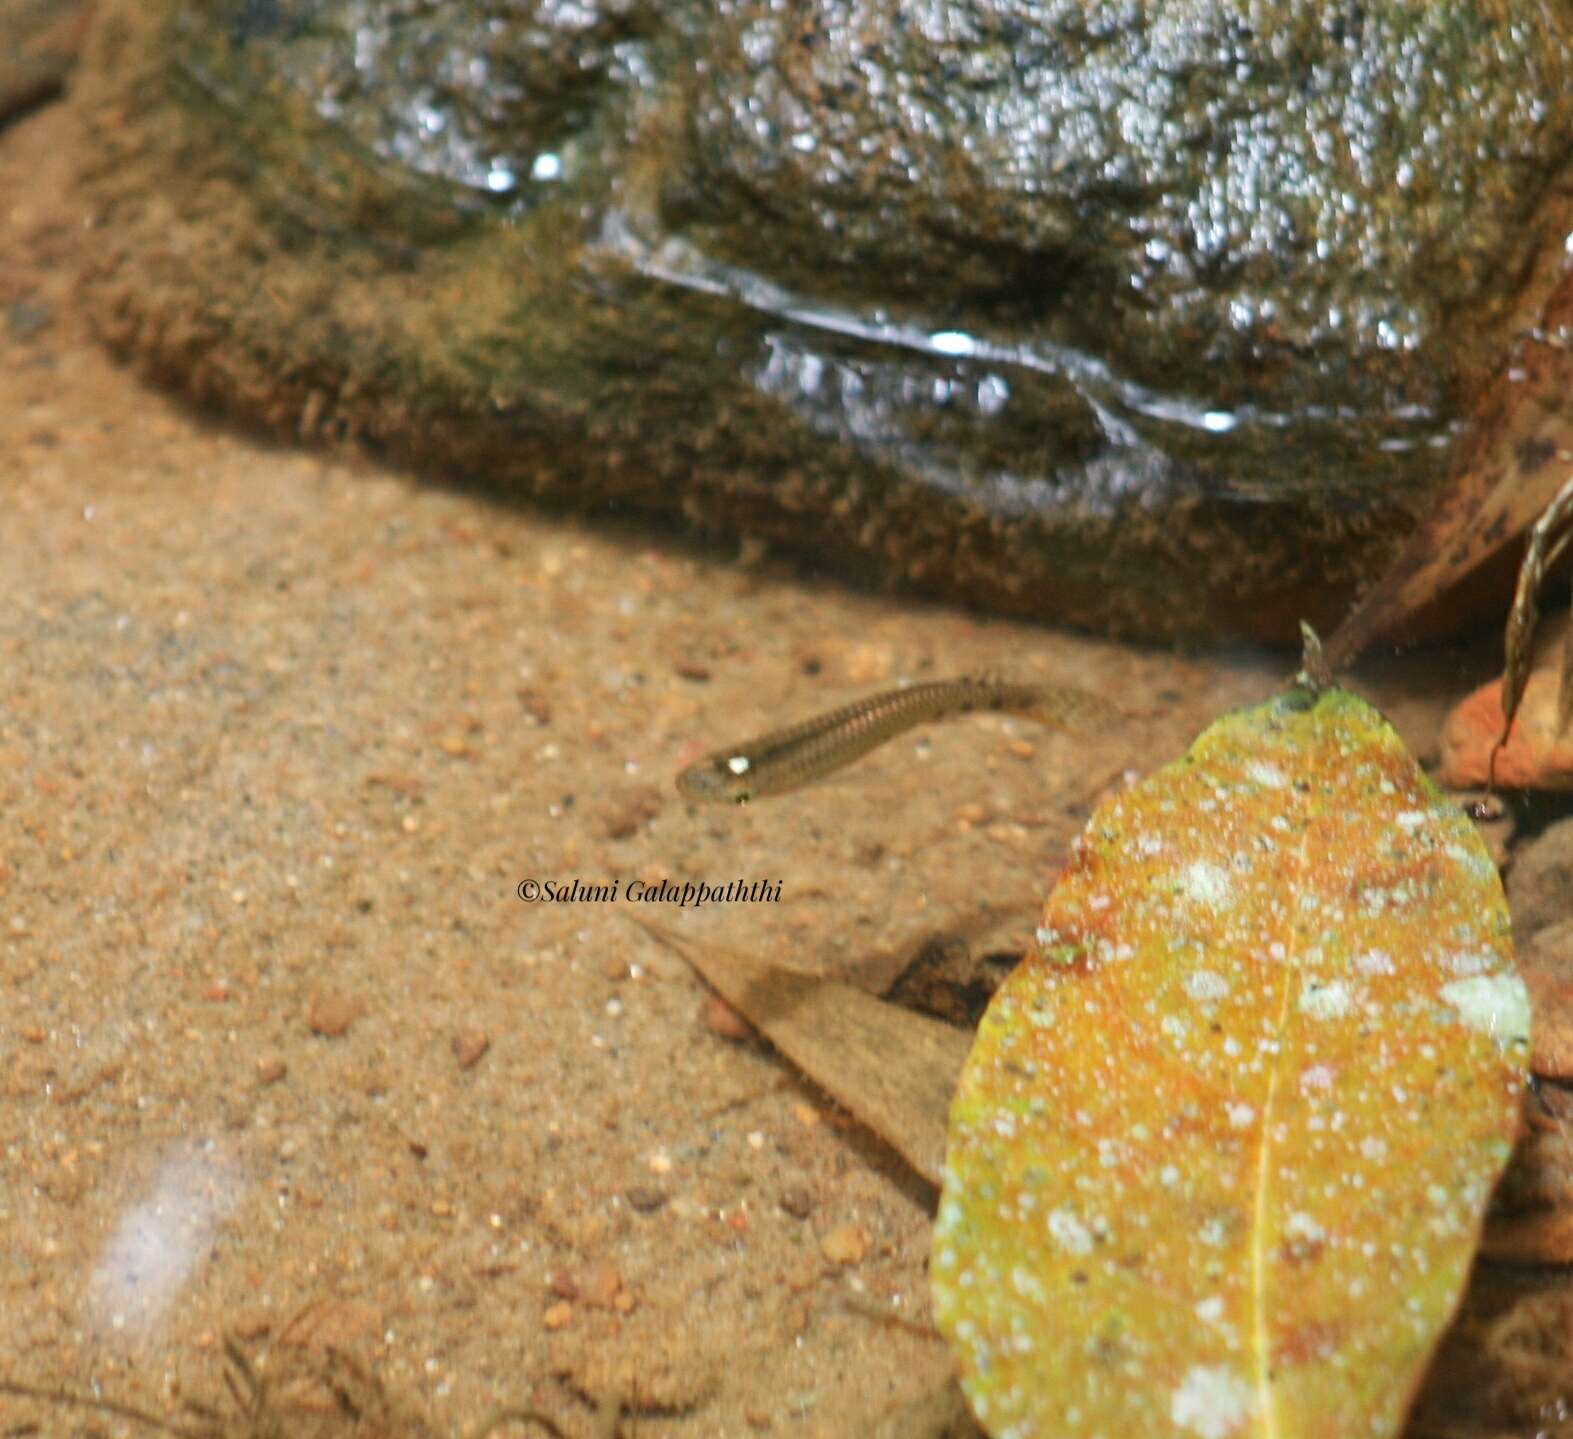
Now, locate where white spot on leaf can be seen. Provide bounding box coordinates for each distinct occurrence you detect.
[1355,950,1394,976]
[1186,970,1230,1002]
[1285,1212,1325,1244]
[1181,861,1233,908]
[1299,980,1352,1020]
[1300,1064,1334,1092]
[1244,760,1287,788]
[1047,1207,1094,1255]
[1171,1365,1255,1439]
[1439,973,1531,1048]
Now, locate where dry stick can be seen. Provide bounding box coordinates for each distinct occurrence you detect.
[0,1378,208,1437]
[1489,473,1573,793]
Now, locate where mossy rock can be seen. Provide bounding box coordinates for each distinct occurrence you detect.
[70,0,1573,640]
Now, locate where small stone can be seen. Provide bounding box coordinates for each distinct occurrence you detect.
[452,1030,490,1069]
[578,1263,625,1309]
[598,785,664,840]
[549,1271,579,1300]
[779,1186,814,1220]
[543,1301,573,1331]
[845,644,894,685]
[551,1265,624,1309]
[438,734,470,758]
[702,992,755,1041]
[255,1057,288,1086]
[307,990,364,1037]
[820,1221,871,1266]
[517,688,552,725]
[625,1186,668,1213]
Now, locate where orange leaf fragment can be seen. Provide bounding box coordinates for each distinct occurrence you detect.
[933,686,1529,1439]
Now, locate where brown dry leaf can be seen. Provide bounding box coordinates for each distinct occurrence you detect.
[932,686,1530,1439]
[1324,284,1573,671]
[628,917,967,1186]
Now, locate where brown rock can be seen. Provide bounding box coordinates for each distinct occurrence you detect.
[1521,921,1573,1080]
[1440,670,1573,791]
[1509,819,1573,938]
[1521,963,1573,1080]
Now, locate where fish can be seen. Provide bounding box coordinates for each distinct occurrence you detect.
[676,676,1118,804]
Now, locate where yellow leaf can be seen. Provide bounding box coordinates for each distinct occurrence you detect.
[933,687,1529,1439]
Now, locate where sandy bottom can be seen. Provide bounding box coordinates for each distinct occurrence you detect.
[0,94,1546,1438]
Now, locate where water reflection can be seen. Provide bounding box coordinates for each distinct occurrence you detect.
[86,1143,243,1341]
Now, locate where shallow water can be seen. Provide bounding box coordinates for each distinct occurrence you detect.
[0,95,1539,1439]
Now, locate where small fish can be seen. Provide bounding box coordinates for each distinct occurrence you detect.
[676,676,1117,804]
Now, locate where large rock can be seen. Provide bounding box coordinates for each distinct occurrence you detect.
[70,1,1573,639]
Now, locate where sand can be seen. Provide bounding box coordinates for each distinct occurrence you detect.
[0,88,1534,1439]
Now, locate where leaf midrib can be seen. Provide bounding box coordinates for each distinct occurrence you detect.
[1248,812,1310,1439]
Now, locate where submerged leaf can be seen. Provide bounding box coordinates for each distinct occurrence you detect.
[628,917,968,1184]
[933,687,1529,1439]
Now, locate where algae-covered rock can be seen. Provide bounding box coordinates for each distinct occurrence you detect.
[70,1,1573,639]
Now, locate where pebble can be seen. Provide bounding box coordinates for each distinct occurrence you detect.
[597,785,664,840]
[516,687,552,724]
[625,1186,668,1213]
[819,1221,870,1266]
[451,1029,490,1069]
[543,1300,573,1330]
[551,1263,625,1309]
[779,1186,814,1220]
[255,1057,287,1086]
[307,990,364,1037]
